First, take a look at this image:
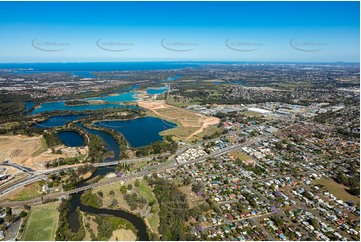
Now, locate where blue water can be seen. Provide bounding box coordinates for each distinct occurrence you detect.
[72,71,95,78]
[77,123,120,162]
[86,91,138,103]
[33,115,87,128]
[24,101,35,111]
[30,101,136,115]
[94,117,176,148]
[147,86,168,95]
[166,75,182,81]
[0,62,202,73]
[57,131,85,147]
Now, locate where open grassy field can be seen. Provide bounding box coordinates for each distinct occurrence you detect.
[314,178,360,204]
[228,150,253,161]
[179,185,206,209]
[21,202,60,241]
[161,126,200,141]
[165,95,202,108]
[138,180,155,203]
[9,182,41,201]
[137,180,160,234]
[188,125,223,142]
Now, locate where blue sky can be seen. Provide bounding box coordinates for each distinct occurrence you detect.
[0,1,359,62]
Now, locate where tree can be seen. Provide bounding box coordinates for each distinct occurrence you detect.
[183,177,191,186]
[310,218,320,230]
[5,207,12,216]
[120,185,127,194]
[19,211,27,218]
[191,183,202,194]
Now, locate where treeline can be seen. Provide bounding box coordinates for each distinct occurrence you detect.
[64,100,89,106]
[146,177,195,240]
[135,135,178,157]
[55,199,85,241]
[0,102,25,123]
[335,169,360,196]
[43,132,62,147]
[86,133,106,163]
[86,123,129,159]
[42,165,94,191]
[0,121,42,136]
[124,192,147,211]
[94,215,137,241]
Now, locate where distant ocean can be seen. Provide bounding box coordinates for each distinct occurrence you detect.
[0,62,203,72]
[1,61,354,78]
[0,62,207,78]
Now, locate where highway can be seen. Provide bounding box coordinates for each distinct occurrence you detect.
[0,132,268,207]
[0,123,281,205]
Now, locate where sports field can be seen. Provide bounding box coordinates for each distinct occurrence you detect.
[21,202,60,241]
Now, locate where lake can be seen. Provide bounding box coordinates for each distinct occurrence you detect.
[57,131,85,147]
[24,101,35,111]
[86,91,138,103]
[30,101,136,115]
[166,75,182,81]
[33,115,87,128]
[77,123,120,162]
[147,86,168,95]
[94,117,176,148]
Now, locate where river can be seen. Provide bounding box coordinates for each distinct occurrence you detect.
[67,166,150,240]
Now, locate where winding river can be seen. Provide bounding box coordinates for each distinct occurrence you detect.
[68,167,150,240]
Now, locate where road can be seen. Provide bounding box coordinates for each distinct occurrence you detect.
[6,218,21,241]
[0,127,277,205]
[0,145,241,207]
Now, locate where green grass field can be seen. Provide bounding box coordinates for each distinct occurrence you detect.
[138,180,155,203]
[137,180,160,234]
[21,202,60,241]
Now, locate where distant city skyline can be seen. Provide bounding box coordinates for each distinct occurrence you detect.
[0,1,359,62]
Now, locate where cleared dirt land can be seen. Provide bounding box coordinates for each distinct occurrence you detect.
[138,100,219,140]
[0,135,41,163]
[21,201,60,241]
[0,135,86,169]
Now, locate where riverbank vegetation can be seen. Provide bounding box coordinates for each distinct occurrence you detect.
[91,178,161,235]
[80,190,103,208]
[134,135,178,157]
[94,215,137,240]
[56,199,85,241]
